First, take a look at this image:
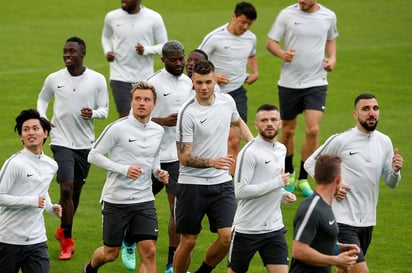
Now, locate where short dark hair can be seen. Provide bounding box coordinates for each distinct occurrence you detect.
[190,49,208,60]
[354,93,376,107]
[234,2,257,20]
[256,104,279,114]
[14,109,51,144]
[66,36,86,52]
[314,154,342,185]
[162,40,185,56]
[130,80,157,103]
[193,60,215,75]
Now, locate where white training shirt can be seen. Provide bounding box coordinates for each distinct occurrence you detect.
[176,93,239,185]
[0,148,58,245]
[88,113,164,205]
[147,68,193,163]
[304,127,401,227]
[37,67,109,149]
[267,4,338,89]
[233,136,288,234]
[102,6,168,82]
[199,23,257,93]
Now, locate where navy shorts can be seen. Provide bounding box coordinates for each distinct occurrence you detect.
[110,80,133,113]
[338,223,373,263]
[0,242,49,273]
[102,201,158,247]
[51,145,90,185]
[228,86,248,123]
[228,228,289,273]
[152,161,179,196]
[175,181,236,234]
[278,85,327,120]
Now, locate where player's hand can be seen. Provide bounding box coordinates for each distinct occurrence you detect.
[245,73,258,85]
[127,166,142,180]
[284,192,296,204]
[156,169,169,184]
[53,204,62,218]
[80,108,93,120]
[212,155,235,170]
[335,184,351,201]
[163,113,178,126]
[215,73,229,86]
[135,43,144,55]
[279,169,289,186]
[38,196,45,208]
[106,51,115,62]
[392,148,403,172]
[282,49,295,62]
[323,56,336,72]
[336,249,359,272]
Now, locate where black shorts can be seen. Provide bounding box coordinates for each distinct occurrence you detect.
[102,201,158,247]
[0,241,49,273]
[51,145,90,185]
[110,80,133,113]
[228,228,289,273]
[175,181,236,234]
[278,85,327,120]
[228,86,248,123]
[152,161,179,196]
[337,223,373,263]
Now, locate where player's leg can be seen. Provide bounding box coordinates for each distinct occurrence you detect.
[110,80,133,118]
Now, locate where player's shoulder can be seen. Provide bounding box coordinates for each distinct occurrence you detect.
[140,6,164,19]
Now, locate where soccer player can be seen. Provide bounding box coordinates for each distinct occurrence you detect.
[228,104,296,273]
[37,36,109,260]
[0,109,62,273]
[267,0,338,197]
[102,0,168,118]
[83,81,168,273]
[173,60,253,273]
[290,154,359,273]
[304,93,403,273]
[185,49,208,79]
[199,2,258,175]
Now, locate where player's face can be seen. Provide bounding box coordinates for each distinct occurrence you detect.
[20,119,47,154]
[254,110,281,141]
[298,0,318,13]
[353,98,380,132]
[131,89,156,121]
[230,14,254,35]
[186,52,207,78]
[163,51,185,76]
[192,72,216,103]
[63,42,85,69]
[121,0,140,13]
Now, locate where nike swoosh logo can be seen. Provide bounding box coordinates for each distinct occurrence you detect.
[329,220,335,225]
[349,152,359,155]
[163,93,171,96]
[294,22,302,25]
[27,173,34,177]
[265,160,271,164]
[154,228,159,232]
[200,118,208,124]
[57,85,65,88]
[224,45,230,49]
[128,138,137,142]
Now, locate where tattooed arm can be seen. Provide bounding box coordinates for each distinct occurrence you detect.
[231,118,253,142]
[176,142,235,170]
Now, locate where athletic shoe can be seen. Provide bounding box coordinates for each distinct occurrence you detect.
[59,237,75,260]
[121,241,136,271]
[296,179,313,197]
[165,264,174,273]
[284,172,295,193]
[55,226,65,249]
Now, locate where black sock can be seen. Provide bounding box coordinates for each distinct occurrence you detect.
[298,160,308,180]
[167,246,177,265]
[86,262,98,273]
[285,154,294,174]
[61,224,72,238]
[194,262,215,273]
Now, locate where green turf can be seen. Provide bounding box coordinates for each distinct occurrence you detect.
[1,0,411,272]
